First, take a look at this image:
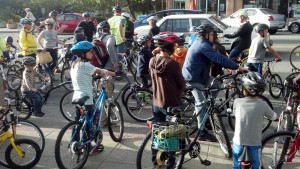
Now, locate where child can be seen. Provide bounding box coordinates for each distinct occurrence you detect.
[232,72,277,169]
[3,36,17,62]
[147,16,160,51]
[21,57,48,117]
[136,35,152,88]
[171,35,187,69]
[246,23,282,74]
[74,27,87,44]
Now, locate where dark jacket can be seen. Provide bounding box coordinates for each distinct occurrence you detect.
[137,47,152,76]
[182,37,238,85]
[124,19,134,40]
[149,26,160,51]
[224,21,253,51]
[77,21,96,42]
[149,55,186,108]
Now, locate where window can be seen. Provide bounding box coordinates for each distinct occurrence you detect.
[159,19,189,32]
[65,14,77,21]
[246,9,257,16]
[57,15,65,21]
[191,19,211,27]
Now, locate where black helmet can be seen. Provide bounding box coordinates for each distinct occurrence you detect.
[5,36,13,44]
[71,41,94,57]
[113,5,122,12]
[137,35,151,46]
[82,12,91,18]
[49,10,58,17]
[242,72,266,96]
[20,18,32,25]
[23,56,36,65]
[97,20,110,31]
[176,35,185,44]
[75,27,84,34]
[153,32,178,48]
[256,23,269,32]
[195,24,214,36]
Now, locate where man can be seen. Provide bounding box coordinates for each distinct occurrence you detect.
[76,13,96,42]
[182,24,248,142]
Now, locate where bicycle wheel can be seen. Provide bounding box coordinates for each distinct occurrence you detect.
[269,74,283,99]
[261,131,296,169]
[125,88,153,122]
[276,111,292,132]
[60,90,75,121]
[136,131,184,169]
[289,45,300,70]
[61,66,73,91]
[107,100,124,142]
[210,109,232,158]
[14,97,33,120]
[37,69,53,90]
[5,139,41,169]
[55,121,90,169]
[6,65,22,91]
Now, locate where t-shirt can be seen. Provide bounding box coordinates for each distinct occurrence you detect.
[247,36,270,63]
[71,62,97,105]
[39,30,58,48]
[232,97,277,146]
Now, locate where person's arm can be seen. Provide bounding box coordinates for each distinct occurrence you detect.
[23,72,36,92]
[94,68,116,77]
[267,46,282,61]
[263,101,277,121]
[37,32,44,49]
[173,62,186,92]
[119,18,126,42]
[19,31,28,51]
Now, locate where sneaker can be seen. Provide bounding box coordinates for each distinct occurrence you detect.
[198,130,218,142]
[89,144,104,155]
[33,112,45,117]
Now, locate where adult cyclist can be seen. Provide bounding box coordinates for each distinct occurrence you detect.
[19,18,38,57]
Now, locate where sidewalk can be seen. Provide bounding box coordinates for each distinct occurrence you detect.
[0,27,19,33]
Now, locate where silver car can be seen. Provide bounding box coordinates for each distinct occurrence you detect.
[222,8,286,34]
[288,18,300,33]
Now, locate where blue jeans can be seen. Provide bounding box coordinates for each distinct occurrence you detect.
[22,91,42,113]
[117,42,126,54]
[247,63,263,75]
[229,48,242,59]
[232,144,262,169]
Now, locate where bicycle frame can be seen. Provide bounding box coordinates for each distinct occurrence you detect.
[285,130,300,162]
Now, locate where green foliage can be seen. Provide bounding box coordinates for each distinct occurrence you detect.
[0,9,22,22]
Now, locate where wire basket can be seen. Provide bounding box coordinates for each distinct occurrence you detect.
[152,123,189,152]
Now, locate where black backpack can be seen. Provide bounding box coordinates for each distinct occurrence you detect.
[125,20,134,39]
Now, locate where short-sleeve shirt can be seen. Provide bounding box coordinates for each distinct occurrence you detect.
[232,97,276,146]
[71,62,97,105]
[247,36,270,63]
[39,30,58,48]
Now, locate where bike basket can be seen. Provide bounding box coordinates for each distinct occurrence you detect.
[152,123,188,151]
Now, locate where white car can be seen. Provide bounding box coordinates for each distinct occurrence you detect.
[135,14,253,51]
[222,8,286,34]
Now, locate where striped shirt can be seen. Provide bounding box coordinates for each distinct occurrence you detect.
[21,69,45,92]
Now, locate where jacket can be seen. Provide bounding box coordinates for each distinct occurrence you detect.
[182,37,238,85]
[171,47,187,69]
[137,47,152,76]
[77,21,96,42]
[19,30,37,56]
[149,55,186,108]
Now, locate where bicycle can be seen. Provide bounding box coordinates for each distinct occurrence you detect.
[0,108,42,169]
[55,75,124,169]
[289,45,300,71]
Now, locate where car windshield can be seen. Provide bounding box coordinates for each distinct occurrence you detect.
[260,8,276,14]
[209,16,228,30]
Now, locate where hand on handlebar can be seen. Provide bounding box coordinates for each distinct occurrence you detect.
[275,57,282,62]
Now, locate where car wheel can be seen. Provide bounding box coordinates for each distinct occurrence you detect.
[268,29,277,34]
[290,23,300,33]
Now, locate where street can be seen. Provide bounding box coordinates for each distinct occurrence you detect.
[0,31,300,169]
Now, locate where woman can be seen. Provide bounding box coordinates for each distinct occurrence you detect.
[19,18,37,57]
[48,10,67,34]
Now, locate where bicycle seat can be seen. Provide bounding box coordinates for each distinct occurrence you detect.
[71,96,89,106]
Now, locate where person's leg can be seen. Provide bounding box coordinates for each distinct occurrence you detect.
[229,48,242,60]
[232,143,244,169]
[248,146,262,169]
[23,91,43,116]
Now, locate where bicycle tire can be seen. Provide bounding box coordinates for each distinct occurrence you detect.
[261,131,296,169]
[121,85,132,107]
[107,100,124,142]
[5,139,41,169]
[60,66,73,91]
[55,121,90,169]
[136,131,184,169]
[14,97,33,120]
[289,45,300,70]
[210,109,232,158]
[125,88,153,122]
[283,72,300,101]
[276,112,292,132]
[6,65,22,91]
[269,74,283,99]
[227,95,273,133]
[36,69,53,90]
[59,90,75,121]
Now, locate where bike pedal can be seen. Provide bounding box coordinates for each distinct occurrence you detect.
[201,159,211,166]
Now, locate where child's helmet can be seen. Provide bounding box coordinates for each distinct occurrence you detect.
[195,24,214,36]
[177,35,185,44]
[256,24,269,33]
[75,27,84,34]
[97,20,110,31]
[5,36,13,44]
[241,72,266,96]
[71,41,94,57]
[20,18,32,25]
[153,32,178,48]
[137,35,151,46]
[23,56,36,65]
[121,12,131,19]
[49,10,58,17]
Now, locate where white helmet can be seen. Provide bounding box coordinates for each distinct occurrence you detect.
[121,12,130,19]
[147,16,157,22]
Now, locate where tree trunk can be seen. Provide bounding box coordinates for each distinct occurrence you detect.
[126,0,136,21]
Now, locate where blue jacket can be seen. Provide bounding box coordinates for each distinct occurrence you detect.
[182,37,238,85]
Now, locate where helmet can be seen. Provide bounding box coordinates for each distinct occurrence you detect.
[23,56,36,65]
[24,8,31,12]
[20,18,32,25]
[44,18,54,25]
[256,23,269,32]
[113,5,122,12]
[121,12,130,19]
[242,72,266,96]
[195,24,214,35]
[75,27,84,34]
[97,20,110,31]
[240,11,248,18]
[5,36,13,44]
[189,26,196,32]
[147,16,157,22]
[71,41,94,57]
[49,10,58,17]
[137,35,151,46]
[153,32,178,48]
[177,35,185,44]
[82,12,91,18]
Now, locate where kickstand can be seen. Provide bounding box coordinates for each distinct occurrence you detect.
[197,152,211,166]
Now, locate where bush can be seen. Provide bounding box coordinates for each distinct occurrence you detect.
[0,9,22,22]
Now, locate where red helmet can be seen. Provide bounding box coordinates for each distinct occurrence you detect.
[153,32,178,48]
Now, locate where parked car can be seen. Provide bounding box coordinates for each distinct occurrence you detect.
[134,9,202,28]
[35,13,83,33]
[221,8,286,34]
[288,18,300,33]
[134,14,255,51]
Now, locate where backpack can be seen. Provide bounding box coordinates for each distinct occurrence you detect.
[90,34,109,68]
[124,20,134,39]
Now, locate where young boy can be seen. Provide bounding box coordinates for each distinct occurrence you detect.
[21,57,48,117]
[136,35,152,88]
[246,23,282,74]
[171,35,187,69]
[232,72,277,169]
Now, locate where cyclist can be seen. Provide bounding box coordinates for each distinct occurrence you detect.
[70,41,116,153]
[147,16,160,51]
[19,18,38,57]
[48,10,67,34]
[171,35,187,69]
[232,72,277,169]
[25,8,36,23]
[74,27,87,44]
[76,13,96,42]
[3,36,17,62]
[121,12,134,51]
[246,23,282,74]
[149,32,186,168]
[182,24,248,142]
